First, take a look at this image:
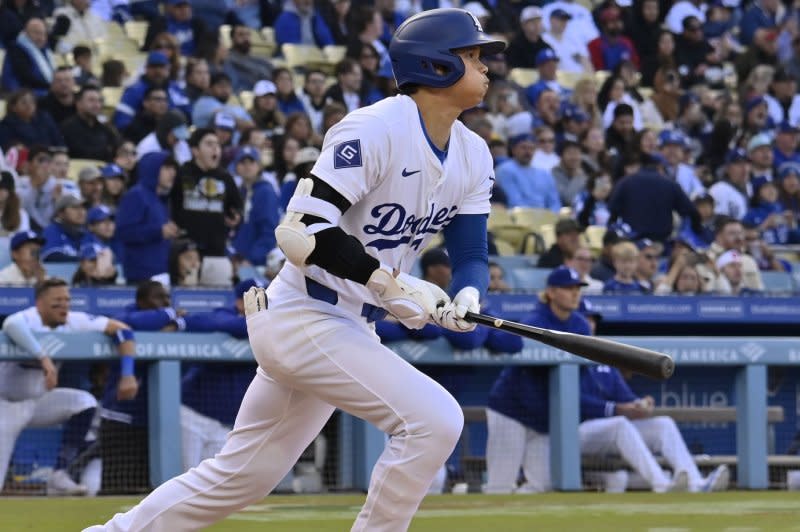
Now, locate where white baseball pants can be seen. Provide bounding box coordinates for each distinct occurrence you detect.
[0,387,97,486]
[89,290,463,532]
[483,408,551,494]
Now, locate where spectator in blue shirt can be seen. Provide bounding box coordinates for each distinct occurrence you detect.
[773,122,800,170]
[495,134,561,211]
[739,0,779,46]
[273,67,307,117]
[525,48,569,108]
[743,181,792,245]
[1,18,56,96]
[41,194,94,262]
[603,241,649,294]
[485,266,590,493]
[143,0,213,56]
[0,88,64,151]
[274,0,335,49]
[191,72,255,129]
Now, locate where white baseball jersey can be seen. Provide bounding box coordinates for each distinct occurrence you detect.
[0,308,109,401]
[281,94,494,309]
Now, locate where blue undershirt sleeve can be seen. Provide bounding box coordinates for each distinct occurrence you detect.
[442,213,490,299]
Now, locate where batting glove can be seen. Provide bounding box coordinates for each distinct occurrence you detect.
[243,286,267,316]
[432,287,480,332]
[367,267,450,329]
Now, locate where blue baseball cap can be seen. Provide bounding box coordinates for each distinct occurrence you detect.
[744,95,767,115]
[551,8,572,19]
[509,133,536,148]
[547,266,588,287]
[562,104,588,123]
[87,205,113,224]
[100,163,124,179]
[778,121,799,134]
[779,161,800,179]
[10,230,44,251]
[214,112,236,131]
[234,146,260,165]
[235,278,263,300]
[146,51,169,67]
[658,129,686,148]
[725,148,748,164]
[535,48,559,67]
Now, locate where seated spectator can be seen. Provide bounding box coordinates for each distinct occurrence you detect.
[230,147,280,267]
[38,66,77,126]
[192,72,254,129]
[603,241,649,294]
[2,18,56,96]
[600,76,644,133]
[590,225,625,282]
[16,145,80,231]
[71,45,99,87]
[213,112,238,164]
[604,103,636,158]
[168,238,202,287]
[578,364,729,492]
[506,6,549,70]
[250,80,286,137]
[100,163,128,212]
[325,58,370,113]
[709,149,750,221]
[0,88,64,150]
[714,250,761,295]
[739,0,780,47]
[41,195,93,262]
[665,0,706,35]
[747,133,775,193]
[0,170,31,237]
[658,130,704,199]
[525,49,569,108]
[542,8,592,74]
[558,104,590,146]
[85,204,120,272]
[538,218,583,268]
[484,266,590,493]
[1,278,137,496]
[655,255,705,295]
[116,152,179,284]
[0,0,45,48]
[674,17,717,88]
[347,6,390,76]
[274,0,335,49]
[743,181,794,245]
[0,230,46,285]
[273,68,306,116]
[552,140,587,206]
[112,142,137,183]
[53,0,107,54]
[183,58,210,112]
[588,7,639,72]
[778,162,800,222]
[143,0,213,56]
[71,243,117,286]
[495,134,561,211]
[634,238,664,292]
[489,261,512,293]
[298,70,330,135]
[773,123,800,170]
[60,85,121,161]
[100,58,129,88]
[113,52,190,131]
[574,173,612,227]
[531,125,560,171]
[146,32,182,82]
[123,86,169,144]
[223,25,274,93]
[77,166,104,209]
[50,148,71,182]
[564,245,603,293]
[679,192,717,250]
[706,216,765,289]
[765,69,800,127]
[137,109,192,165]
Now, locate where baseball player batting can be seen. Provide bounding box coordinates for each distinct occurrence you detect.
[86,8,504,532]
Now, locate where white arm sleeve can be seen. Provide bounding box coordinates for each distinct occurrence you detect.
[2,311,45,358]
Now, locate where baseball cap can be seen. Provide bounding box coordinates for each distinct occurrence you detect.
[463,1,489,19]
[520,6,543,23]
[234,146,260,165]
[0,171,14,191]
[253,80,277,97]
[778,161,800,179]
[214,112,236,131]
[744,95,767,115]
[778,121,799,134]
[773,67,796,83]
[54,194,84,213]
[747,133,772,152]
[420,248,450,272]
[634,238,657,251]
[78,166,102,182]
[716,249,742,270]
[725,148,748,164]
[547,265,588,287]
[10,230,44,251]
[658,129,686,148]
[535,48,559,67]
[235,278,263,300]
[87,205,113,224]
[562,104,588,123]
[692,191,714,204]
[509,133,536,148]
[146,51,169,67]
[555,218,583,236]
[100,163,124,179]
[294,147,321,166]
[551,8,572,19]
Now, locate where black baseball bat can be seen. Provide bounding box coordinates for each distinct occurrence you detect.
[464,311,674,380]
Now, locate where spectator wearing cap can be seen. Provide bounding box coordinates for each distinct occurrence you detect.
[122,87,169,145]
[52,0,108,54]
[574,173,612,228]
[60,86,121,162]
[658,130,705,199]
[541,0,600,47]
[1,18,56,96]
[143,0,213,56]
[742,95,772,135]
[113,51,190,131]
[679,192,717,249]
[192,72,255,130]
[41,194,93,262]
[230,147,280,267]
[16,145,80,232]
[743,180,793,245]
[608,153,701,242]
[0,170,30,237]
[739,0,781,47]
[496,134,561,212]
[37,66,77,126]
[559,104,590,145]
[587,7,639,72]
[213,112,238,165]
[525,48,569,108]
[674,16,716,88]
[552,140,588,206]
[0,89,64,151]
[99,164,127,212]
[298,71,331,135]
[172,128,243,284]
[77,166,104,209]
[765,69,800,126]
[137,109,192,165]
[773,122,800,169]
[72,242,118,286]
[706,216,765,290]
[747,133,775,194]
[506,6,550,70]
[665,0,706,35]
[0,230,46,285]
[634,238,664,292]
[538,218,583,268]
[275,0,334,49]
[778,162,800,221]
[250,80,286,136]
[603,241,649,294]
[713,250,760,295]
[116,152,180,284]
[542,8,592,74]
[709,148,751,220]
[223,25,274,93]
[86,204,122,267]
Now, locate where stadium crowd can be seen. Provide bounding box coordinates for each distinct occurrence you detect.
[0,0,798,497]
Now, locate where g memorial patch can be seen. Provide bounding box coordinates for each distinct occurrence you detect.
[334,139,363,169]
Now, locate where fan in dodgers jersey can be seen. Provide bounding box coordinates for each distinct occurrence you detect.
[86,8,504,532]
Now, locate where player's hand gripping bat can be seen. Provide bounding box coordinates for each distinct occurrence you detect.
[464,311,674,380]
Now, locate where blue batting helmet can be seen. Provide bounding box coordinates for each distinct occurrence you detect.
[389,8,506,89]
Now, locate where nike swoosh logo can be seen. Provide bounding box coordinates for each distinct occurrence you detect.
[402,168,421,177]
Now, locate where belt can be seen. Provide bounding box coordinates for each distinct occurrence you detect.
[304,277,388,323]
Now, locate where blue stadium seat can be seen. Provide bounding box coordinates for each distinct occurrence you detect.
[761,271,795,293]
[510,268,552,292]
[44,263,79,282]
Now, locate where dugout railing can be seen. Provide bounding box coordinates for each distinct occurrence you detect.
[0,333,798,492]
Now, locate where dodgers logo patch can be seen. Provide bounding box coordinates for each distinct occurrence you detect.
[334,139,363,169]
